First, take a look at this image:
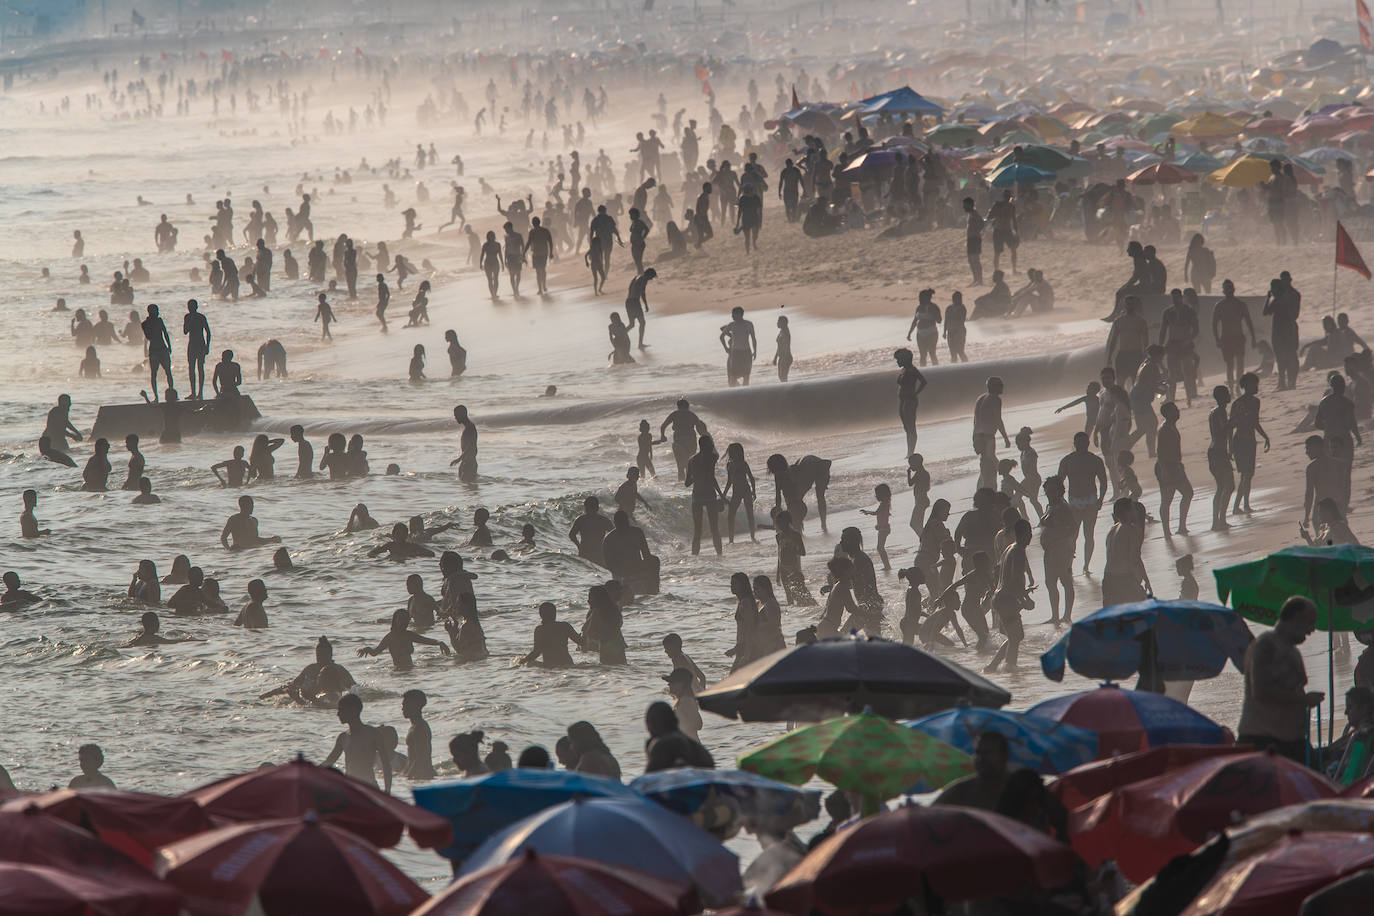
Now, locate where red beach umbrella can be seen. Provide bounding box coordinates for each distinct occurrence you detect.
[1,789,216,866]
[0,861,181,916]
[1048,744,1251,809]
[412,849,690,916]
[1070,750,1338,883]
[154,813,428,916]
[1027,684,1232,757]
[1181,831,1374,916]
[765,804,1077,914]
[1128,162,1200,184]
[0,805,157,882]
[182,755,450,849]
[1242,117,1294,137]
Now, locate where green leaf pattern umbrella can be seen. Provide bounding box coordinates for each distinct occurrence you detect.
[1214,544,1374,631]
[738,712,972,813]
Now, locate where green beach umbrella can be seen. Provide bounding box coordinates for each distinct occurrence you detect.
[738,711,972,814]
[1215,543,1374,746]
[924,123,983,147]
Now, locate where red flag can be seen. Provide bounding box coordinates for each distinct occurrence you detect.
[221,49,232,62]
[355,47,364,57]
[694,65,709,82]
[1362,20,1373,50]
[1135,0,1144,15]
[1359,0,1371,20]
[791,84,800,110]
[701,80,712,96]
[198,50,207,60]
[160,51,167,60]
[1337,221,1371,280]
[318,48,330,59]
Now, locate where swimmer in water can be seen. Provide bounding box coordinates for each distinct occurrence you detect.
[468,508,493,547]
[405,574,439,630]
[409,514,457,542]
[322,694,392,792]
[359,608,451,669]
[347,503,380,532]
[124,611,197,648]
[2,571,41,608]
[290,425,313,479]
[20,489,49,538]
[211,445,254,488]
[82,438,112,492]
[39,436,77,468]
[400,690,436,779]
[43,394,83,455]
[122,434,145,491]
[451,405,478,482]
[409,344,426,382]
[520,601,585,667]
[368,523,437,562]
[315,293,335,340]
[132,478,160,504]
[260,636,355,706]
[68,744,116,790]
[220,495,282,551]
[234,579,270,628]
[273,547,294,571]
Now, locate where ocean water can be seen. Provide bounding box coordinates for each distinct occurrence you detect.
[0,48,1337,887]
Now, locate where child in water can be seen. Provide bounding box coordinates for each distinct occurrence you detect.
[234,579,270,628]
[79,346,100,378]
[636,420,656,478]
[132,477,160,504]
[906,453,930,537]
[359,608,451,669]
[897,566,927,645]
[314,293,335,340]
[409,345,426,382]
[405,574,439,629]
[468,508,493,547]
[860,483,893,572]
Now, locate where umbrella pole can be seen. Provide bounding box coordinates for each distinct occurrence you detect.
[1330,623,1335,748]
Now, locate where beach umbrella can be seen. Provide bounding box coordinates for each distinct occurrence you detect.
[1289,115,1345,144]
[906,706,1098,775]
[0,861,182,916]
[1021,113,1071,138]
[0,805,158,883]
[412,768,639,864]
[1098,134,1154,151]
[859,86,944,117]
[1134,112,1184,138]
[1207,156,1279,187]
[1177,150,1225,172]
[1172,112,1245,139]
[412,849,689,916]
[1039,598,1252,684]
[839,149,909,174]
[987,143,1072,173]
[1216,543,1374,745]
[0,789,216,866]
[697,635,1010,723]
[1127,162,1201,185]
[765,805,1079,915]
[780,108,838,134]
[458,797,741,909]
[738,712,972,811]
[879,135,928,151]
[1241,116,1294,137]
[1179,832,1374,916]
[1223,799,1374,867]
[1300,145,1355,165]
[980,117,1031,142]
[1026,683,1231,757]
[1069,750,1338,883]
[629,768,821,839]
[989,162,1056,188]
[154,813,428,916]
[1047,744,1252,810]
[924,123,982,146]
[183,755,450,850]
[994,129,1042,148]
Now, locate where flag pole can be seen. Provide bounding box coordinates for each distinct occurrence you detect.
[1334,221,1339,318]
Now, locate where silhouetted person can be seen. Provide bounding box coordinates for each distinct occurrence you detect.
[452,405,478,482]
[220,495,282,551]
[141,304,173,402]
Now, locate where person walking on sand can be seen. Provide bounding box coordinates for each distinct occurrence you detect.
[1213,279,1257,388]
[1039,476,1076,624]
[963,197,984,286]
[1057,432,1108,575]
[1229,372,1270,516]
[1316,371,1361,514]
[1154,402,1193,536]
[1207,385,1235,532]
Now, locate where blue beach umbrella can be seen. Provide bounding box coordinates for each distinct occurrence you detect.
[989,162,1056,188]
[1040,598,1253,684]
[412,768,639,864]
[906,706,1099,775]
[630,767,822,838]
[459,796,742,908]
[1177,150,1224,173]
[1026,684,1229,757]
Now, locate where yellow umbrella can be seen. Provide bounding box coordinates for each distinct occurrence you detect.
[1206,156,1276,188]
[1172,111,1246,139]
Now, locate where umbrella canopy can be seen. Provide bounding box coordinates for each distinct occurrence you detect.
[766,804,1078,914]
[1177,150,1225,172]
[839,149,911,174]
[1026,684,1230,757]
[1215,544,1374,631]
[987,143,1072,173]
[988,162,1056,188]
[412,768,639,864]
[413,849,689,916]
[1180,832,1374,916]
[860,86,944,116]
[1134,112,1184,137]
[924,123,982,146]
[1289,115,1345,144]
[630,768,821,839]
[738,712,972,808]
[0,805,157,883]
[1301,145,1356,165]
[697,635,1010,723]
[0,861,182,916]
[154,814,428,916]
[906,706,1098,775]
[1,789,216,866]
[780,108,839,134]
[1242,116,1295,136]
[1070,750,1338,883]
[1039,599,1252,683]
[1206,156,1281,187]
[459,796,740,909]
[1127,162,1201,185]
[1224,799,1374,866]
[184,756,450,850]
[1172,111,1245,139]
[1047,744,1252,810]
